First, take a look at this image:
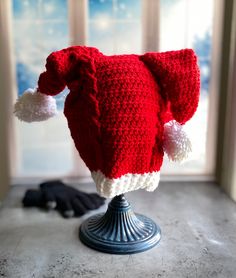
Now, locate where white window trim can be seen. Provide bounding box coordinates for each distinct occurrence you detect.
[0,0,18,198]
[204,0,224,176]
[219,0,236,201]
[142,0,160,52]
[68,0,88,46]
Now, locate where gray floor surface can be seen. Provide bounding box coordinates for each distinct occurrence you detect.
[0,181,236,278]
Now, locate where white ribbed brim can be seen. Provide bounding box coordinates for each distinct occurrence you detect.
[91,170,160,198]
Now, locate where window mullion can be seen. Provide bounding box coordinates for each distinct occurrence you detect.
[142,0,160,52]
[68,0,88,46]
[0,0,18,196]
[67,0,92,179]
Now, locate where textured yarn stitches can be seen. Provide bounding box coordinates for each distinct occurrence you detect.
[92,170,160,198]
[37,46,200,197]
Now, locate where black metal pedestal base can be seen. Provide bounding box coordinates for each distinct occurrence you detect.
[79,194,161,254]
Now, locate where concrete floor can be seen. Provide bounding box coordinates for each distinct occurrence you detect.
[0,182,236,278]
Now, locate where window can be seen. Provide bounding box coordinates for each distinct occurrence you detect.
[11,0,218,180]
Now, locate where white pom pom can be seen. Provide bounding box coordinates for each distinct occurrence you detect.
[163,120,192,162]
[14,88,58,122]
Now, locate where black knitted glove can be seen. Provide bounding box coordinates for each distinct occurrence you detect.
[22,180,105,218]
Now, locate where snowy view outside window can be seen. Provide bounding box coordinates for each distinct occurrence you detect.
[88,0,142,54]
[13,0,73,176]
[12,0,213,177]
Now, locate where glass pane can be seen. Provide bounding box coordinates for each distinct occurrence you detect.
[160,0,213,174]
[116,0,141,19]
[13,0,68,20]
[12,0,73,176]
[114,22,142,54]
[40,0,68,20]
[89,0,113,20]
[13,0,38,19]
[89,21,114,54]
[18,116,73,175]
[88,0,142,54]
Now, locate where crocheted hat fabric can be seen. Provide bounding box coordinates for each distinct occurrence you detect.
[34,46,200,197]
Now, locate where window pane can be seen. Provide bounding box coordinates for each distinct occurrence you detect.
[13,0,73,176]
[89,21,114,54]
[88,0,142,54]
[160,0,213,174]
[89,0,113,20]
[116,0,141,19]
[114,22,142,54]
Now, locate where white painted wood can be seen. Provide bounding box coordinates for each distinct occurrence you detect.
[142,0,160,52]
[205,0,225,176]
[68,0,88,46]
[0,0,18,199]
[220,0,236,201]
[68,0,91,178]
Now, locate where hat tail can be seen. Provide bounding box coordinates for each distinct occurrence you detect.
[14,46,100,123]
[13,50,67,123]
[140,49,200,125]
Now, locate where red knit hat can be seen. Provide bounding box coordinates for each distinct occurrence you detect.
[14,46,200,198]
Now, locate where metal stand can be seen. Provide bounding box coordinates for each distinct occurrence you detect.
[79,194,161,254]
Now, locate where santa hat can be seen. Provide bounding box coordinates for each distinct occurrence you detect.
[14,46,200,198]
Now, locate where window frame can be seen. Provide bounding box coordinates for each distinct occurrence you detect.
[204,0,224,176]
[0,0,17,199]
[217,0,236,201]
